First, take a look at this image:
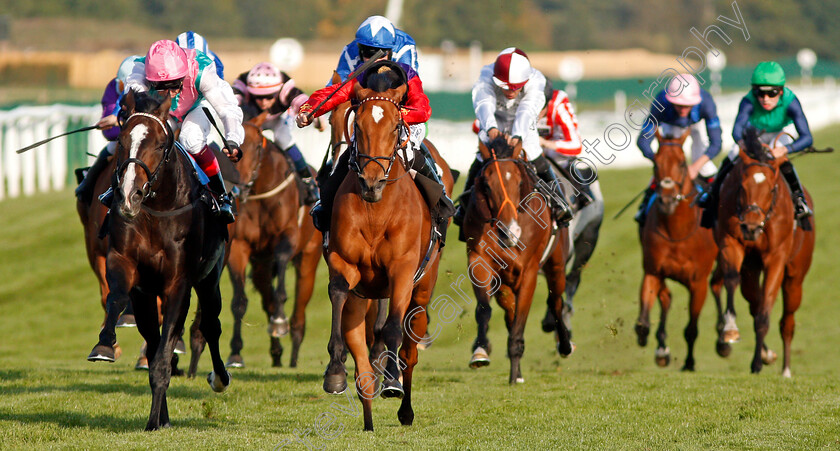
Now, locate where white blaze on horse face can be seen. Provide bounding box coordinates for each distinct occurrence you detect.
[753,172,766,184]
[123,123,149,208]
[505,171,512,181]
[371,105,384,124]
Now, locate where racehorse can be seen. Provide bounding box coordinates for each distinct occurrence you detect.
[540,159,604,337]
[714,128,815,376]
[463,136,573,384]
[86,90,230,430]
[635,128,719,370]
[221,115,321,369]
[323,71,454,431]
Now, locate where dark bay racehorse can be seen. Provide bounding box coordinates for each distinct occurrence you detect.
[324,74,454,431]
[463,136,573,383]
[222,116,321,369]
[714,128,815,376]
[86,91,230,430]
[635,128,719,370]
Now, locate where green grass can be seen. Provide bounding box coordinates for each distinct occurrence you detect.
[2,128,840,449]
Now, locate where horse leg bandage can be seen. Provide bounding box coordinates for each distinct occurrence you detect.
[194,146,221,177]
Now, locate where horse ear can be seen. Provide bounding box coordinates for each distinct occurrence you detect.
[654,126,663,143]
[331,71,341,86]
[122,89,136,115]
[679,126,691,144]
[249,110,269,128]
[478,139,492,161]
[394,84,408,103]
[156,96,172,120]
[738,147,754,165]
[353,82,370,101]
[511,140,523,160]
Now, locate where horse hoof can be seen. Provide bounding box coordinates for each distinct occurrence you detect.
[225,355,245,368]
[469,347,490,369]
[381,379,404,399]
[723,329,740,344]
[655,347,671,367]
[116,314,136,328]
[207,370,231,393]
[761,348,777,365]
[323,374,347,395]
[174,339,186,355]
[716,341,732,358]
[87,344,116,362]
[558,341,576,358]
[782,367,792,378]
[634,323,649,347]
[135,356,149,371]
[268,316,290,338]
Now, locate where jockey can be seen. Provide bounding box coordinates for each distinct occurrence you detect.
[232,62,319,205]
[537,78,596,207]
[701,61,813,224]
[332,15,418,84]
[454,47,573,227]
[118,40,244,224]
[175,31,225,80]
[296,60,454,233]
[634,73,722,225]
[75,55,142,204]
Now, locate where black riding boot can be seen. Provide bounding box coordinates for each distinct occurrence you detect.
[532,155,573,225]
[207,173,236,224]
[453,158,483,227]
[700,156,735,228]
[634,185,656,225]
[779,160,813,219]
[411,147,456,244]
[75,148,112,204]
[310,151,350,233]
[297,167,320,205]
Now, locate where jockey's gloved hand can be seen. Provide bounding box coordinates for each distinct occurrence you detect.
[224,140,242,163]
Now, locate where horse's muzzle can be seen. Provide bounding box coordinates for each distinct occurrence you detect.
[740,222,764,241]
[358,176,386,203]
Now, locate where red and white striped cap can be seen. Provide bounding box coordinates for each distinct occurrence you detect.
[492,47,531,90]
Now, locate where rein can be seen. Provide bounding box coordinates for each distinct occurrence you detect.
[475,155,533,223]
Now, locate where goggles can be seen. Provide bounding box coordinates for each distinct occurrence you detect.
[358,44,390,61]
[150,78,184,92]
[752,86,782,99]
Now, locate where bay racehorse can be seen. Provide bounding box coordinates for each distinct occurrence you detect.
[323,73,454,431]
[714,128,814,376]
[222,115,321,369]
[86,90,230,430]
[635,127,720,370]
[463,136,573,383]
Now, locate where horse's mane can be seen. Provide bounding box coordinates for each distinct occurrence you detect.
[123,90,163,114]
[742,127,770,162]
[487,136,515,159]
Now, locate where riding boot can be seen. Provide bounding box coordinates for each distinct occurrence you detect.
[700,156,735,228]
[207,173,236,224]
[453,158,483,227]
[75,148,112,204]
[634,185,656,225]
[286,144,319,205]
[310,149,350,233]
[532,155,573,225]
[779,160,813,219]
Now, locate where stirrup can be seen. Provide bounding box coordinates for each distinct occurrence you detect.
[795,198,813,219]
[211,193,236,224]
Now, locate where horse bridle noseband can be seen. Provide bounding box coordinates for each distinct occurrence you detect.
[349,96,411,182]
[115,112,175,202]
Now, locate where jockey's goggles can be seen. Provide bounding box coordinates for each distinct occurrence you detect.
[252,93,275,101]
[358,44,391,61]
[150,78,184,92]
[752,86,782,98]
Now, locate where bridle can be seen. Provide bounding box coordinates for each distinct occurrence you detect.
[653,140,692,205]
[115,112,175,202]
[737,160,779,232]
[476,148,533,222]
[349,96,411,183]
[232,130,266,201]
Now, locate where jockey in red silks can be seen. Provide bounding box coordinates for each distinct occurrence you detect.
[295,60,454,233]
[232,62,319,204]
[75,55,141,204]
[116,40,244,224]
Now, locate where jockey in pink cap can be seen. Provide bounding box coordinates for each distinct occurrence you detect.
[118,39,244,224]
[634,73,722,225]
[232,62,319,204]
